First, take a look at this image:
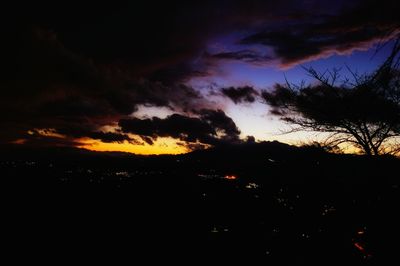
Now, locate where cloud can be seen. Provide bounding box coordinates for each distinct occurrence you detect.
[86,132,141,144]
[221,86,260,104]
[210,50,272,65]
[119,109,241,146]
[125,81,212,113]
[6,1,398,83]
[57,127,140,145]
[147,62,212,85]
[0,27,211,146]
[240,0,400,68]
[198,109,241,140]
[20,136,86,148]
[3,0,400,150]
[4,1,331,85]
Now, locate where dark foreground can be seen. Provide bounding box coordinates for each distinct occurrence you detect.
[2,143,399,264]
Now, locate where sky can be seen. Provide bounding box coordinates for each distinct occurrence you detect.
[2,0,399,154]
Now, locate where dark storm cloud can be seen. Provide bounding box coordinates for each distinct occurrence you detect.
[119,109,241,146]
[0,26,209,145]
[221,86,260,104]
[240,0,400,67]
[3,1,327,84]
[147,62,211,85]
[6,1,399,80]
[3,0,399,149]
[19,135,86,148]
[55,126,140,144]
[198,109,241,139]
[86,132,140,144]
[127,81,210,113]
[24,120,140,145]
[5,2,217,83]
[211,50,272,64]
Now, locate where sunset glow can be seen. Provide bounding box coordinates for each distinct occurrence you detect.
[3,2,398,263]
[2,1,399,157]
[77,137,192,155]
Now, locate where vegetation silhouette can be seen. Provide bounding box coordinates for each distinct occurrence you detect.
[262,40,400,156]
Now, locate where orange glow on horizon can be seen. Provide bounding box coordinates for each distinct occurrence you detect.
[76,137,193,155]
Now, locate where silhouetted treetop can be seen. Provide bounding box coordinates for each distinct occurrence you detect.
[263,39,400,156]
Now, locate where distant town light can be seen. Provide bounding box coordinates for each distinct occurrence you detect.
[245,182,259,189]
[354,242,365,252]
[211,226,219,233]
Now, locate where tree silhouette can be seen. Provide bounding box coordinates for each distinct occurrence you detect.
[263,40,400,156]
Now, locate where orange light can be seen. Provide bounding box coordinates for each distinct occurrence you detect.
[354,242,365,252]
[11,139,27,144]
[224,175,237,180]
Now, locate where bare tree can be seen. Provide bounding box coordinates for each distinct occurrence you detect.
[263,40,400,156]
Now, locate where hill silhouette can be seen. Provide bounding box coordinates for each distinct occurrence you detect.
[2,142,399,264]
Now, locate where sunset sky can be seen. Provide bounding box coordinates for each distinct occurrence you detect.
[2,0,399,154]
